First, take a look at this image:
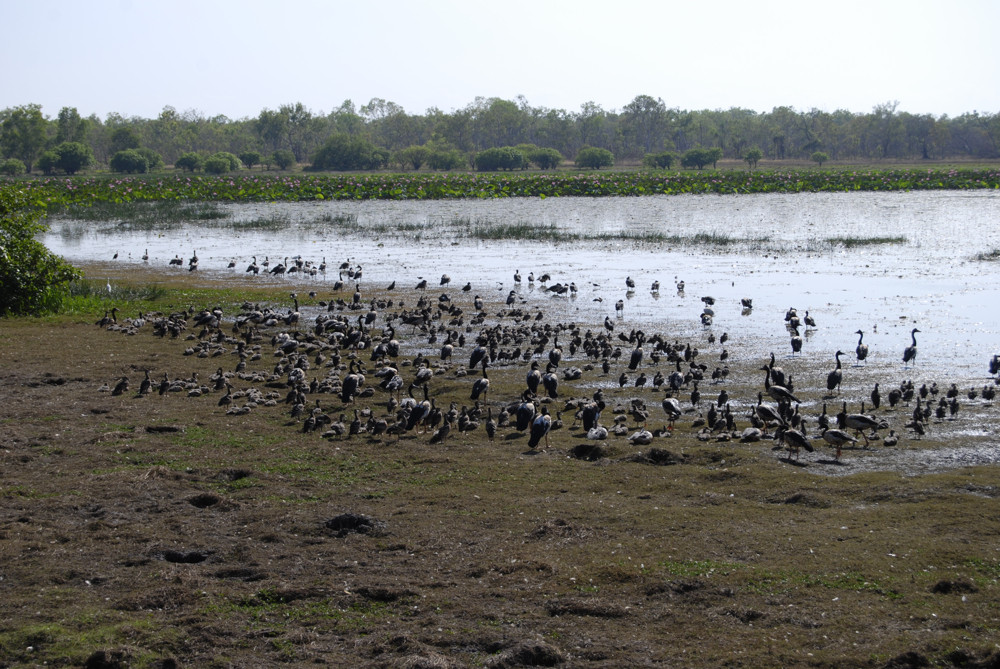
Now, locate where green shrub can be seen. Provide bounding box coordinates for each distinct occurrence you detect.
[203,152,242,174]
[427,148,467,171]
[474,147,527,171]
[36,150,60,175]
[0,188,81,315]
[53,141,94,175]
[0,158,26,176]
[642,151,678,169]
[136,147,163,171]
[310,135,386,171]
[271,149,296,170]
[529,147,564,170]
[239,151,262,170]
[175,152,203,172]
[574,146,614,169]
[110,149,149,174]
[395,146,431,171]
[204,156,231,174]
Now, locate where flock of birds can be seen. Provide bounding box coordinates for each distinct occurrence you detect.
[97,255,1000,466]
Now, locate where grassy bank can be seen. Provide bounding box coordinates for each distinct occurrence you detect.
[1,271,999,667]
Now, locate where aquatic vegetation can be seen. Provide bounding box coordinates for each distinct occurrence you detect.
[14,168,1000,208]
[824,235,907,247]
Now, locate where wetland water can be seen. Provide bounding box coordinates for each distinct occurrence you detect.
[44,189,1000,472]
[46,189,1000,379]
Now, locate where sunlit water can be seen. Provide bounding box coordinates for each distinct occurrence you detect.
[42,190,1000,473]
[45,190,1000,379]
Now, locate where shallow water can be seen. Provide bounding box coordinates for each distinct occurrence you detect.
[45,190,1000,383]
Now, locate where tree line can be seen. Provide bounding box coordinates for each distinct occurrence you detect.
[2,96,998,175]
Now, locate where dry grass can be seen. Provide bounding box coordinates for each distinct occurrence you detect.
[1,266,999,668]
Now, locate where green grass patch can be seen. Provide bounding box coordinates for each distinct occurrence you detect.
[824,235,907,247]
[468,222,579,241]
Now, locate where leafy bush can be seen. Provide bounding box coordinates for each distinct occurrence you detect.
[271,149,296,170]
[642,151,678,169]
[427,148,467,171]
[53,141,94,175]
[136,147,164,171]
[204,152,242,174]
[110,149,149,174]
[203,155,231,174]
[529,147,564,170]
[0,158,25,176]
[395,146,431,171]
[0,187,80,315]
[239,151,262,170]
[811,151,830,166]
[36,150,60,175]
[574,146,614,169]
[474,147,527,171]
[681,147,721,170]
[744,147,763,170]
[175,152,203,172]
[310,135,387,171]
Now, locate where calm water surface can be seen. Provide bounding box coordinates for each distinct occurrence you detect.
[46,190,1000,386]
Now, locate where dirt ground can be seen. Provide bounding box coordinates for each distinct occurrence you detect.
[2,269,1000,668]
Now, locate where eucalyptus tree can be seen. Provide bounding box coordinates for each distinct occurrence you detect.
[0,104,47,172]
[469,98,528,150]
[573,101,616,154]
[54,107,89,145]
[620,94,669,157]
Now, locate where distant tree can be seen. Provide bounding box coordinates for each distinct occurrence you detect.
[811,151,830,166]
[238,150,262,170]
[55,107,89,144]
[210,152,242,171]
[109,126,141,154]
[174,152,203,172]
[427,147,466,171]
[0,158,25,176]
[0,188,81,316]
[203,155,231,174]
[135,147,163,171]
[310,135,386,171]
[396,145,431,170]
[744,147,763,170]
[36,150,59,176]
[271,149,296,170]
[574,146,614,169]
[53,141,94,175]
[474,146,527,171]
[0,104,47,172]
[109,149,149,174]
[529,147,564,169]
[642,151,678,169]
[681,147,712,170]
[706,147,724,168]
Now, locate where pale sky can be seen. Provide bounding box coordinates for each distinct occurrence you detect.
[3,0,997,121]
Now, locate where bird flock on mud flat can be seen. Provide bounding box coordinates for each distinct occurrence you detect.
[96,256,1000,467]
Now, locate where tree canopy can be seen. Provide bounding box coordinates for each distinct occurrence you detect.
[2,96,999,176]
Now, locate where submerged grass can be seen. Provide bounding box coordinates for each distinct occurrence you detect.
[468,221,579,241]
[54,199,229,228]
[824,235,907,247]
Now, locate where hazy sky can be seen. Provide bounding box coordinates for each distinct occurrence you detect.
[4,0,998,121]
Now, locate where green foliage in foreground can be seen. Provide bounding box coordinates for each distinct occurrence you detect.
[6,167,1000,206]
[0,188,80,316]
